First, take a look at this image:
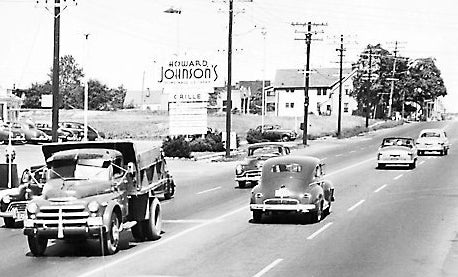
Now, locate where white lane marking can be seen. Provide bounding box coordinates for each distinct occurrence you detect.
[394,174,403,180]
[335,154,343,157]
[419,161,425,165]
[162,219,221,224]
[196,186,221,195]
[252,259,284,277]
[77,205,248,277]
[348,200,365,212]
[374,184,387,193]
[349,150,356,153]
[307,222,333,240]
[327,157,374,177]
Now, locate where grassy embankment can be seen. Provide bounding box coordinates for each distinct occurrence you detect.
[22,109,397,141]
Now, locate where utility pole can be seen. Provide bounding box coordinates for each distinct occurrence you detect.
[51,0,61,142]
[292,22,326,145]
[365,48,373,128]
[261,28,267,133]
[225,0,233,157]
[387,41,398,119]
[336,35,345,138]
[83,33,90,141]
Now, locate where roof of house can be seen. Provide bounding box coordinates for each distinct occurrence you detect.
[274,68,353,89]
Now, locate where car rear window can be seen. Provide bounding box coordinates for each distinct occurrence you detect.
[420,132,440,138]
[271,163,302,173]
[382,138,414,148]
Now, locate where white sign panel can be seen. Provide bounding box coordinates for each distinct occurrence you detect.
[41,94,52,108]
[159,59,219,86]
[169,102,207,136]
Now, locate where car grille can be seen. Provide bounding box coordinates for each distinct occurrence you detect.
[244,170,261,178]
[34,204,89,227]
[6,201,28,213]
[264,198,299,205]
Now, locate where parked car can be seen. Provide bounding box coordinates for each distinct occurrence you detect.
[416,129,450,156]
[377,137,417,169]
[9,122,48,144]
[250,156,335,223]
[0,124,26,144]
[235,142,290,188]
[255,124,297,142]
[0,165,46,227]
[60,121,105,141]
[36,122,78,142]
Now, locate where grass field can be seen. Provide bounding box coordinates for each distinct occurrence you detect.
[21,109,382,141]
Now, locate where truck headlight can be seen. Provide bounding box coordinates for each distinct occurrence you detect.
[88,201,100,213]
[27,202,39,214]
[2,195,11,204]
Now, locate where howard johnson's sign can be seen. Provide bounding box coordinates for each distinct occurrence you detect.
[159,59,218,85]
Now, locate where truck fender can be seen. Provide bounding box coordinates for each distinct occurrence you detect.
[102,201,122,231]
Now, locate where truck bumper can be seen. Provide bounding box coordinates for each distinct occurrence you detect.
[24,226,106,239]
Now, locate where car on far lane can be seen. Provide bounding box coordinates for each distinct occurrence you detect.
[35,122,79,142]
[255,124,297,142]
[377,137,417,169]
[250,156,335,223]
[60,121,106,141]
[416,129,450,156]
[9,122,48,144]
[235,142,290,188]
[0,124,26,144]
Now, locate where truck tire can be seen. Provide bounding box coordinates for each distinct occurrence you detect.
[131,222,146,242]
[145,198,162,240]
[3,217,15,228]
[27,235,48,256]
[101,212,121,255]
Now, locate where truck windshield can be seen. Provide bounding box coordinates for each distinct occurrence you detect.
[50,159,110,181]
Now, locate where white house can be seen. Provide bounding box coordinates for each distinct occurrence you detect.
[269,68,358,117]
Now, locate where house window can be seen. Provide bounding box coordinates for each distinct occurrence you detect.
[286,103,290,108]
[290,103,295,108]
[266,103,275,112]
[344,103,349,113]
[345,89,350,95]
[267,90,275,97]
[317,88,322,96]
[322,89,327,96]
[222,100,232,112]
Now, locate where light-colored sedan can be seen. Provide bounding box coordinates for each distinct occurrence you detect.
[416,129,450,156]
[377,137,417,169]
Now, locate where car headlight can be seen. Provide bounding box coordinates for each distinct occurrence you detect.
[88,201,100,213]
[2,195,11,204]
[27,202,39,214]
[235,164,243,174]
[299,193,311,198]
[255,192,263,198]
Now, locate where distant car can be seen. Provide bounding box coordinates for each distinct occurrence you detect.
[60,121,106,141]
[250,156,335,223]
[0,166,46,227]
[235,142,290,188]
[10,122,48,144]
[377,137,417,169]
[0,124,26,144]
[255,124,297,142]
[35,122,78,142]
[416,129,450,156]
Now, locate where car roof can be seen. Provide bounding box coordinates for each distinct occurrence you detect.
[419,129,444,134]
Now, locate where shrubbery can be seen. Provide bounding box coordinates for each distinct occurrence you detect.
[162,131,228,158]
[162,136,191,158]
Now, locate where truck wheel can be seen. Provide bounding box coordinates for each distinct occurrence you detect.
[252,210,262,223]
[145,198,162,240]
[3,217,15,228]
[131,222,146,242]
[238,181,246,188]
[27,235,48,256]
[102,212,121,255]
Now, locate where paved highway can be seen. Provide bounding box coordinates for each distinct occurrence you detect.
[1,120,457,277]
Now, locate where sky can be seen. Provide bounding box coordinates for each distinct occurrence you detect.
[0,0,457,111]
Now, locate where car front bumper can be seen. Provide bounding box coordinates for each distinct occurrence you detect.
[417,145,445,151]
[378,159,414,165]
[250,203,316,213]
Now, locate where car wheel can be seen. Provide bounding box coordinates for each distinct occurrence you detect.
[101,211,121,255]
[409,160,416,169]
[27,235,48,256]
[145,198,162,241]
[252,210,262,223]
[238,181,246,188]
[311,201,323,223]
[3,217,15,228]
[377,163,385,169]
[324,201,332,216]
[439,150,444,156]
[281,135,290,142]
[417,150,422,156]
[445,148,449,155]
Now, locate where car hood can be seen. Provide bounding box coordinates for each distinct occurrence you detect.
[42,178,112,201]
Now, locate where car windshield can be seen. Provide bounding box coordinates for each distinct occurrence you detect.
[420,132,440,138]
[271,163,302,173]
[381,138,413,148]
[49,158,111,181]
[250,146,282,156]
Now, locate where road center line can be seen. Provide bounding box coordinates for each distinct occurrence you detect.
[419,161,425,165]
[327,157,374,177]
[196,186,221,195]
[374,184,387,193]
[335,154,343,157]
[348,200,365,212]
[252,259,284,277]
[349,150,356,153]
[393,174,403,180]
[77,205,248,277]
[307,222,333,240]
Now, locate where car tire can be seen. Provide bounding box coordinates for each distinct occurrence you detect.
[281,135,290,142]
[445,148,449,155]
[377,163,385,169]
[324,201,331,216]
[252,210,262,223]
[3,217,15,228]
[145,198,162,241]
[417,150,423,156]
[27,235,48,256]
[238,181,246,188]
[311,201,323,223]
[101,211,121,255]
[409,160,416,169]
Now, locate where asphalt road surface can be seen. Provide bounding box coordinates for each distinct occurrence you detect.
[1,120,458,277]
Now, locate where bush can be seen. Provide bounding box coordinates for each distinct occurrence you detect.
[189,138,213,152]
[162,136,191,158]
[246,128,268,144]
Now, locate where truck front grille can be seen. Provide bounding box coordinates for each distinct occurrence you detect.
[35,204,89,227]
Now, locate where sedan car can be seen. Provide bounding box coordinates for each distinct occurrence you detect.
[256,124,297,142]
[35,122,78,142]
[377,137,417,169]
[250,156,335,223]
[60,121,105,141]
[0,124,26,144]
[416,129,450,156]
[10,122,48,144]
[235,142,290,188]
